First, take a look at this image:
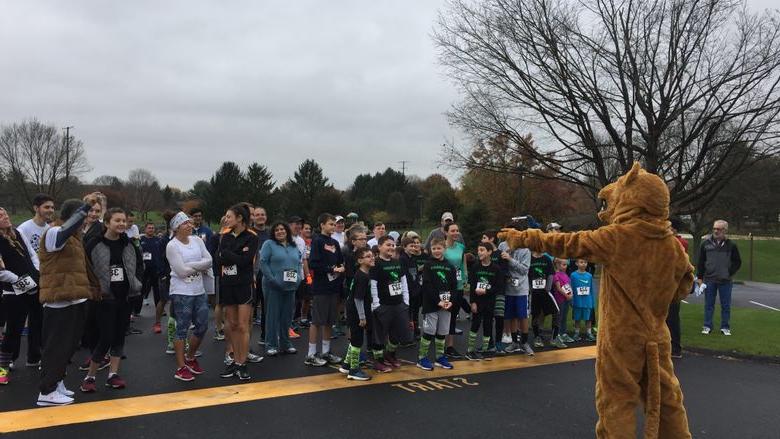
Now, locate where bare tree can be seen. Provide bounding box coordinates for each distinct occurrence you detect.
[435,0,780,215]
[126,168,162,219]
[0,119,90,205]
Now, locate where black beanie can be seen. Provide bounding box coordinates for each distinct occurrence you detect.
[59,199,85,222]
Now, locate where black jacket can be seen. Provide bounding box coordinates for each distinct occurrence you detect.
[0,229,40,293]
[217,228,259,287]
[697,237,741,282]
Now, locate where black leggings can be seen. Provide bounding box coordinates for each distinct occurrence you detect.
[448,290,464,335]
[0,293,42,365]
[470,307,494,337]
[409,293,421,334]
[91,298,131,362]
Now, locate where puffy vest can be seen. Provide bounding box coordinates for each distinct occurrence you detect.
[38,231,100,304]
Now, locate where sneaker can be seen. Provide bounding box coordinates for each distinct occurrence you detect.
[533,337,545,348]
[213,330,225,341]
[194,350,203,358]
[106,374,126,389]
[284,347,297,355]
[253,318,263,326]
[562,333,575,343]
[0,367,8,385]
[304,355,327,367]
[185,358,204,375]
[236,364,251,381]
[153,322,162,334]
[299,319,311,328]
[266,348,279,357]
[383,352,401,369]
[247,352,264,363]
[126,326,143,335]
[288,328,301,339]
[165,343,175,354]
[57,380,74,397]
[372,359,392,373]
[174,366,195,382]
[522,342,535,356]
[572,333,582,342]
[80,377,97,393]
[435,355,454,370]
[37,390,74,407]
[495,342,506,354]
[465,351,483,361]
[26,359,41,367]
[721,328,732,336]
[347,368,371,381]
[321,352,342,365]
[671,351,683,359]
[701,326,711,335]
[224,352,234,365]
[416,358,434,371]
[551,336,568,349]
[504,342,520,353]
[585,333,596,342]
[445,346,463,359]
[338,362,350,374]
[220,362,238,378]
[257,338,266,346]
[501,334,512,344]
[454,328,464,335]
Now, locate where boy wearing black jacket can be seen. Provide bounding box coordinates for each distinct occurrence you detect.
[416,238,457,371]
[399,236,424,340]
[466,243,505,360]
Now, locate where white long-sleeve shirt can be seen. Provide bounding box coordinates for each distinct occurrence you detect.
[166,236,212,296]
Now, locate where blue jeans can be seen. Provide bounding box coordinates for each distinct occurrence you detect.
[171,294,209,340]
[264,286,296,351]
[703,281,732,330]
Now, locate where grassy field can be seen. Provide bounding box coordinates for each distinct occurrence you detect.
[680,303,780,357]
[730,239,780,284]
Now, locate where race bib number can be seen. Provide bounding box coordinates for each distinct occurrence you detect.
[199,233,207,240]
[185,272,202,284]
[143,252,152,261]
[222,265,237,276]
[577,286,590,296]
[12,275,37,295]
[532,278,546,290]
[388,281,403,296]
[439,291,451,302]
[562,284,573,295]
[284,270,298,283]
[110,266,125,282]
[511,278,521,287]
[456,269,462,282]
[476,282,491,291]
[327,272,339,282]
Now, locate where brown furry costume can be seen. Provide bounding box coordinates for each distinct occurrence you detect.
[499,163,694,439]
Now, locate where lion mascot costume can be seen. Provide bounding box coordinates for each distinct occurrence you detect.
[499,163,694,439]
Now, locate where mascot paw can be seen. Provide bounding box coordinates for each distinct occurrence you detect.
[498,228,529,250]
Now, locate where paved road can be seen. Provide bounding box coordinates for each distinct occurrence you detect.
[1,306,778,438]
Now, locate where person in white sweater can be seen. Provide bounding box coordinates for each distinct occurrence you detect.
[165,212,213,382]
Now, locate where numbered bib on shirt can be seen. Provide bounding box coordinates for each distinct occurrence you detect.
[110,266,125,282]
[439,291,451,302]
[143,252,152,261]
[562,284,573,295]
[511,278,521,287]
[456,269,462,282]
[476,282,491,291]
[184,272,202,284]
[577,286,590,296]
[532,278,546,290]
[12,275,37,295]
[283,270,298,283]
[388,281,403,296]
[222,265,237,276]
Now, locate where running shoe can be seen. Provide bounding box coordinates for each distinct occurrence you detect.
[372,359,392,373]
[504,342,520,353]
[321,352,342,365]
[522,342,534,356]
[338,362,350,374]
[247,352,264,363]
[585,333,596,342]
[36,391,73,407]
[721,328,732,336]
[562,333,575,343]
[288,328,301,339]
[153,322,162,334]
[533,337,545,348]
[106,374,126,389]
[445,346,463,359]
[416,358,434,371]
[551,336,568,349]
[465,351,483,361]
[220,362,238,378]
[165,343,175,354]
[174,366,195,382]
[383,352,401,369]
[57,380,74,397]
[236,364,251,381]
[304,355,327,367]
[284,347,297,355]
[435,356,454,370]
[185,358,204,375]
[347,368,371,381]
[501,334,512,344]
[80,377,97,393]
[213,330,225,341]
[266,348,279,357]
[257,337,266,346]
[0,367,8,385]
[454,328,463,335]
[701,326,711,335]
[572,333,582,342]
[224,352,234,365]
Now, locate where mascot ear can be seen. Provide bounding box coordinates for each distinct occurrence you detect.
[624,162,642,184]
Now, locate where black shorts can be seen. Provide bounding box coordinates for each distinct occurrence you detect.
[312,294,339,326]
[372,303,412,346]
[219,284,253,306]
[531,290,559,318]
[156,277,171,303]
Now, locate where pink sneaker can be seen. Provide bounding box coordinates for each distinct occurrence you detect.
[185,358,204,375]
[174,366,195,382]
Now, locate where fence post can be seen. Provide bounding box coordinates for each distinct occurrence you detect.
[749,233,754,282]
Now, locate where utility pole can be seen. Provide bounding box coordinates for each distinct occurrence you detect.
[398,160,409,177]
[63,126,74,185]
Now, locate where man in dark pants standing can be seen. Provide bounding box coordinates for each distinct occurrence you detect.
[698,219,741,336]
[667,217,689,358]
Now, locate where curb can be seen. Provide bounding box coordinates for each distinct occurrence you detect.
[683,346,780,365]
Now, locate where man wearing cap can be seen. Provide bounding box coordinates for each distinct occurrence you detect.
[332,216,346,248]
[423,212,464,253]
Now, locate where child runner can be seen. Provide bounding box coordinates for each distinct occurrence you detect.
[481,231,508,353]
[570,258,596,342]
[529,250,558,348]
[498,231,533,355]
[466,243,505,360]
[552,258,573,347]
[399,236,424,342]
[343,247,374,380]
[417,238,456,371]
[369,236,412,370]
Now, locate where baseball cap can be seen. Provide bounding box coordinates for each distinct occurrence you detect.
[546,222,562,231]
[441,212,454,222]
[346,212,358,219]
[335,215,345,223]
[288,216,303,224]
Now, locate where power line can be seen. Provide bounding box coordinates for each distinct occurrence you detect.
[398,160,409,177]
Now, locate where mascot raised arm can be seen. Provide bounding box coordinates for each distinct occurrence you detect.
[499,162,694,439]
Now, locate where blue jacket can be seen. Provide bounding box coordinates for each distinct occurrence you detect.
[140,235,163,275]
[259,239,303,292]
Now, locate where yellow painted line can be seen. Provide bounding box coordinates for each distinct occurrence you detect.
[0,346,596,433]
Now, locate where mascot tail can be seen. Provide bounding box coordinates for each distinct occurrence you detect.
[643,341,661,439]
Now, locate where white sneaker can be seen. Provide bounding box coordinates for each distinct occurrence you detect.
[37,390,74,407]
[721,328,731,336]
[701,326,711,335]
[57,380,75,397]
[501,334,512,344]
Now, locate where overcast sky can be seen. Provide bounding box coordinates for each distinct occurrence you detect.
[0,0,775,191]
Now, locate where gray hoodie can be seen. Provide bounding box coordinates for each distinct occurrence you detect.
[498,241,530,296]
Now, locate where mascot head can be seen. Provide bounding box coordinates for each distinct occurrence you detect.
[597,162,669,225]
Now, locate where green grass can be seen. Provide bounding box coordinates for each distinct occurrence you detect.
[731,239,780,284]
[680,303,780,357]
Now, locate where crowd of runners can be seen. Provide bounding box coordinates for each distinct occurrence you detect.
[0,192,605,407]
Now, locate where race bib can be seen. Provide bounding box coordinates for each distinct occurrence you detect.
[222,265,237,276]
[185,272,202,284]
[143,252,152,261]
[577,286,590,296]
[284,270,298,283]
[456,269,462,282]
[439,291,451,302]
[199,233,207,240]
[562,284,573,295]
[12,275,37,295]
[110,266,125,282]
[511,278,521,287]
[388,281,403,296]
[532,278,546,290]
[327,272,339,282]
[476,282,491,291]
